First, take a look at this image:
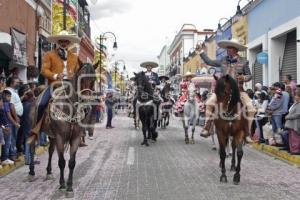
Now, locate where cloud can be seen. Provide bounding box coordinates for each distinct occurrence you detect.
[88,0,131,20]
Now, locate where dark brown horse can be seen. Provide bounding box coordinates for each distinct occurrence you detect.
[213,74,247,185]
[27,63,96,197]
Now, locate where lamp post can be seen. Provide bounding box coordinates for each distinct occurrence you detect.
[95,32,118,93]
[216,17,230,37]
[236,0,252,16]
[63,0,70,30]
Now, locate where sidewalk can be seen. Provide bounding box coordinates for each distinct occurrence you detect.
[0,146,49,177]
[251,143,300,167]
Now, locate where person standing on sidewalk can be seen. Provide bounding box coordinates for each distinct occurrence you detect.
[105,92,116,129]
[285,86,300,154]
[5,77,22,161]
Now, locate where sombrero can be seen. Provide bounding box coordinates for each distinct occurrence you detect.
[183,71,196,78]
[140,61,158,68]
[47,30,81,44]
[217,38,247,51]
[159,75,169,80]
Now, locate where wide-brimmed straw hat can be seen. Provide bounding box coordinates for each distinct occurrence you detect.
[47,30,81,44]
[183,71,196,78]
[217,38,247,51]
[159,75,169,80]
[140,61,158,68]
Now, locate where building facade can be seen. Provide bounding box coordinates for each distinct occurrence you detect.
[167,24,214,77]
[247,0,300,85]
[157,45,170,76]
[0,0,37,81]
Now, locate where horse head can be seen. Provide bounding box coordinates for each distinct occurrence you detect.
[215,74,240,112]
[76,63,96,98]
[134,72,153,98]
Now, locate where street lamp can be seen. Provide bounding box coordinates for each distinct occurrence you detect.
[95,32,118,93]
[236,0,252,16]
[217,17,230,37]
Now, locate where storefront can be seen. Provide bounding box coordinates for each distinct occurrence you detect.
[247,0,300,85]
[0,32,13,75]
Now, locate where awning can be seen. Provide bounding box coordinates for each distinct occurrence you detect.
[0,32,13,60]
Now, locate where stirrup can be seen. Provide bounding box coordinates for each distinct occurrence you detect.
[200,129,211,138]
[245,136,254,144]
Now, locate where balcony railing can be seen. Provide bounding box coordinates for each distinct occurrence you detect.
[39,16,52,34]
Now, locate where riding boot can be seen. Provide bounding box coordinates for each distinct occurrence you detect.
[200,119,213,138]
[245,119,254,144]
[200,104,214,138]
[27,115,45,144]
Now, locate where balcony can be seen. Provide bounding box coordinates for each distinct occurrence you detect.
[39,16,51,34]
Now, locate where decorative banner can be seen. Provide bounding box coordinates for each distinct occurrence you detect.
[257,52,268,65]
[10,28,27,68]
[52,0,78,35]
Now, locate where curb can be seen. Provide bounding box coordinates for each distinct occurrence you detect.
[0,146,49,178]
[252,143,300,166]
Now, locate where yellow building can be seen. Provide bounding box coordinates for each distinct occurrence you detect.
[231,15,248,58]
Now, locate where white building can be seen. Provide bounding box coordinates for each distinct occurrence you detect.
[167,24,214,76]
[157,45,170,76]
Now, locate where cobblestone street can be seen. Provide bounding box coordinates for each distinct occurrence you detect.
[0,113,300,200]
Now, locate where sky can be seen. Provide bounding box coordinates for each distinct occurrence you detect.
[87,0,250,76]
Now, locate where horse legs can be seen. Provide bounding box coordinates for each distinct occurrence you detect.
[182,119,189,144]
[166,114,170,126]
[233,140,243,185]
[191,118,196,144]
[141,122,149,146]
[66,137,80,197]
[230,142,236,171]
[28,142,36,182]
[219,140,227,183]
[56,137,66,190]
[45,138,55,180]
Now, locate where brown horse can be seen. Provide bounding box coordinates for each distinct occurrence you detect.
[213,74,247,185]
[27,63,96,197]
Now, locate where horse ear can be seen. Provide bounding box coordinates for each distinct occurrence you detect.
[213,74,218,81]
[225,74,230,80]
[93,61,100,69]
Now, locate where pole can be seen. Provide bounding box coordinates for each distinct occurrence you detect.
[63,0,67,30]
[115,63,117,89]
[99,35,102,93]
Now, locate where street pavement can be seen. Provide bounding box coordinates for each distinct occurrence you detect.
[1,112,300,200]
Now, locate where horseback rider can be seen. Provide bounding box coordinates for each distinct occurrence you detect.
[141,61,160,88]
[197,38,255,143]
[175,72,196,114]
[30,30,81,136]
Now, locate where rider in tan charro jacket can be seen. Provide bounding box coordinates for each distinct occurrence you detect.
[197,38,255,143]
[29,30,81,139]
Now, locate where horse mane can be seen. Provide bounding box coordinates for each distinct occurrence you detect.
[215,75,240,111]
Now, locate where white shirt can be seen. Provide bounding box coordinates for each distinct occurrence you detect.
[6,87,23,116]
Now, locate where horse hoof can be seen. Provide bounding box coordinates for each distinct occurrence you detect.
[59,185,66,190]
[45,174,55,181]
[185,138,189,144]
[65,191,74,198]
[230,166,236,172]
[25,175,37,182]
[191,139,195,144]
[145,143,149,147]
[220,175,228,183]
[233,174,240,185]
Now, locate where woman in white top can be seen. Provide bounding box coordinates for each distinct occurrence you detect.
[254,90,269,143]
